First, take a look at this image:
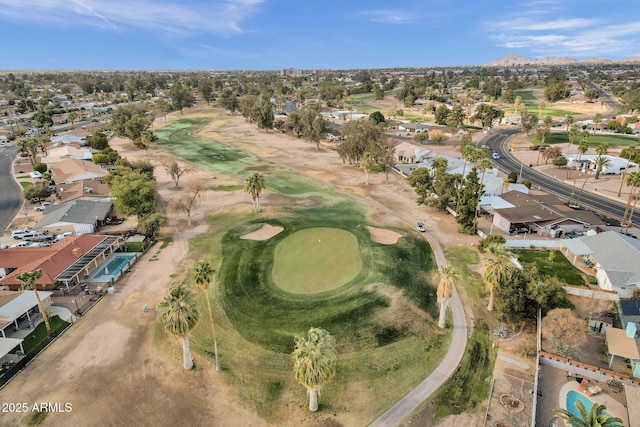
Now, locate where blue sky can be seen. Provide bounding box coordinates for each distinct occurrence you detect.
[0,0,638,70]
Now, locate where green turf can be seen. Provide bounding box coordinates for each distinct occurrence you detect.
[513,90,579,117]
[19,181,33,189]
[546,132,639,148]
[512,249,587,286]
[272,227,362,294]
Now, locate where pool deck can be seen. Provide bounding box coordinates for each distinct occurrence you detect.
[85,253,137,283]
[558,381,628,425]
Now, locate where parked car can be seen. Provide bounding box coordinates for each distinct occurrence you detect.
[11,229,35,240]
[0,143,6,148]
[10,241,31,248]
[25,231,55,242]
[34,202,54,212]
[416,222,426,232]
[55,231,75,242]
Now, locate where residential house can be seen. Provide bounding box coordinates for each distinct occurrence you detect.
[565,154,638,175]
[57,179,111,203]
[0,291,52,350]
[41,145,94,167]
[619,300,640,330]
[394,142,431,163]
[0,235,122,291]
[34,200,113,235]
[50,158,108,184]
[50,134,86,146]
[398,122,430,134]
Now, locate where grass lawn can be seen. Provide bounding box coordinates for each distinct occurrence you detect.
[272,227,362,293]
[21,315,69,354]
[546,132,639,148]
[157,115,450,424]
[444,246,485,306]
[512,249,588,286]
[513,90,578,117]
[19,181,33,189]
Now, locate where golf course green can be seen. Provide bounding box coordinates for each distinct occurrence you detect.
[272,228,362,294]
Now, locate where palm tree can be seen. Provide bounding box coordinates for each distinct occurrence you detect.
[474,158,493,229]
[622,171,640,233]
[292,328,337,412]
[554,401,622,427]
[618,145,637,197]
[16,270,51,336]
[538,102,545,119]
[594,143,609,180]
[244,172,266,213]
[593,113,603,134]
[565,115,574,132]
[360,151,375,185]
[158,283,200,370]
[566,125,580,178]
[193,260,220,372]
[575,171,591,207]
[483,244,512,312]
[437,266,458,328]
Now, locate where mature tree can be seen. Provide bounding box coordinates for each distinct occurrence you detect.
[17,138,39,165]
[483,243,512,311]
[473,158,493,230]
[542,146,562,164]
[437,266,458,328]
[537,102,546,118]
[554,401,623,427]
[87,130,109,151]
[244,172,266,213]
[32,111,53,136]
[594,143,609,179]
[471,103,504,128]
[158,283,200,370]
[32,162,47,174]
[199,80,214,104]
[369,111,385,125]
[164,160,191,188]
[154,98,172,122]
[172,180,209,226]
[538,115,553,147]
[496,266,529,323]
[447,105,466,127]
[542,308,587,356]
[17,270,51,336]
[408,167,433,205]
[432,133,449,144]
[434,104,449,125]
[527,276,572,315]
[24,183,52,202]
[299,103,330,149]
[337,118,385,164]
[520,110,537,136]
[360,151,375,185]
[618,145,638,197]
[565,115,575,131]
[593,113,603,134]
[193,260,220,372]
[456,167,482,234]
[136,213,166,238]
[170,80,196,114]
[376,143,396,184]
[254,96,274,131]
[414,132,430,144]
[553,156,568,167]
[109,171,156,218]
[621,171,640,233]
[292,328,337,412]
[67,111,78,126]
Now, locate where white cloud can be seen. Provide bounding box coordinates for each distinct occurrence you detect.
[0,0,264,36]
[363,10,415,24]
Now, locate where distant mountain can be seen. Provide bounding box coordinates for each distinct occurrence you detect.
[490,54,640,66]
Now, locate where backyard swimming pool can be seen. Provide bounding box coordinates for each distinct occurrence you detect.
[566,390,620,424]
[86,254,136,282]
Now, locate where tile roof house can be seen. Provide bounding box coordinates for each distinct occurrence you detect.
[57,179,111,203]
[34,200,113,235]
[0,235,121,291]
[50,158,108,184]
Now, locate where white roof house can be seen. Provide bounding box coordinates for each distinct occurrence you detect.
[42,145,94,166]
[565,154,638,176]
[573,231,640,298]
[0,290,53,335]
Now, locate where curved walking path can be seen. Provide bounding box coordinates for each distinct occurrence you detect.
[369,237,468,427]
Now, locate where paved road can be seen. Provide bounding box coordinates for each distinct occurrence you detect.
[369,237,467,426]
[485,129,640,227]
[0,143,22,232]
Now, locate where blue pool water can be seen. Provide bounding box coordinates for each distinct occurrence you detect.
[566,390,620,424]
[87,254,135,282]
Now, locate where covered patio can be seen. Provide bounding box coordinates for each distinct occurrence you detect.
[604,326,640,377]
[0,290,53,338]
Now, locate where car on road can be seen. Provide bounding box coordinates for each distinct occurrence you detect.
[11,229,35,240]
[416,222,426,232]
[491,152,500,160]
[0,143,6,148]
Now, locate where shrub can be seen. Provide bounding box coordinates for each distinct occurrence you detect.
[507,172,518,183]
[587,275,597,285]
[478,234,506,252]
[33,162,47,173]
[519,342,537,357]
[522,179,532,189]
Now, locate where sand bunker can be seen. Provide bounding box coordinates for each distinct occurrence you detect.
[240,224,284,241]
[366,226,401,244]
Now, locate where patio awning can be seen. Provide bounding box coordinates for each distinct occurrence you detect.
[560,239,593,256]
[0,291,53,330]
[0,337,23,359]
[605,327,640,360]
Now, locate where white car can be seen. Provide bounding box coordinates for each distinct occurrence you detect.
[34,202,53,212]
[491,152,500,160]
[11,229,34,240]
[0,143,6,148]
[10,241,31,248]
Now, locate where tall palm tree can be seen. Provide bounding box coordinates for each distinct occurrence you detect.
[483,244,512,312]
[193,260,220,372]
[158,283,200,370]
[620,171,640,233]
[244,172,266,213]
[538,102,545,119]
[575,172,591,207]
[618,145,637,197]
[474,158,493,229]
[593,113,603,134]
[565,115,574,132]
[292,328,337,412]
[437,266,458,328]
[566,125,580,178]
[594,156,612,180]
[360,151,375,186]
[17,270,51,336]
[594,143,609,179]
[554,401,622,427]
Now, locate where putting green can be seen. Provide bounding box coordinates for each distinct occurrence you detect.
[272,228,362,294]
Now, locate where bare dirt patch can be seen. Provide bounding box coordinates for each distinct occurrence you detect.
[366,226,401,244]
[240,224,284,241]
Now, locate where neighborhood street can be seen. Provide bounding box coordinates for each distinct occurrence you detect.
[0,143,22,232]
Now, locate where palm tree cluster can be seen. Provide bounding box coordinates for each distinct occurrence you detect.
[554,400,622,427]
[483,244,513,312]
[244,172,266,212]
